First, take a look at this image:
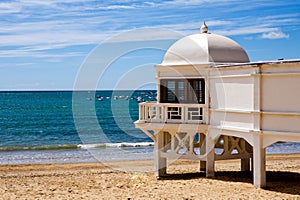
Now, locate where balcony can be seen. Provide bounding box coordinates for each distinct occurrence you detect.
[137,102,207,124]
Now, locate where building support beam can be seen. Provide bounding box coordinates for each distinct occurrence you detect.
[206,137,215,177]
[253,134,266,188]
[241,158,251,171]
[199,133,206,171]
[241,138,252,172]
[154,131,167,177]
[200,161,206,171]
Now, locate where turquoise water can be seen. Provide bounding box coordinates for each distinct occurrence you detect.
[0,91,299,165]
[0,91,155,164]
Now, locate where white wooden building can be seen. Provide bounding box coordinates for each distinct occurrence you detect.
[135,22,300,188]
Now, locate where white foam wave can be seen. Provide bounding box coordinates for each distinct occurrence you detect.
[78,142,154,149]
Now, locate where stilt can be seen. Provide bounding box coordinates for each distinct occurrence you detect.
[241,158,251,171]
[253,134,266,188]
[241,138,251,171]
[200,161,206,171]
[200,133,206,171]
[154,131,167,177]
[206,137,215,177]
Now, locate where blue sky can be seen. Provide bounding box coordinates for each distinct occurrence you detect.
[0,0,300,90]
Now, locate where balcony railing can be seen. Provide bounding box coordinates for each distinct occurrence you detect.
[138,102,206,124]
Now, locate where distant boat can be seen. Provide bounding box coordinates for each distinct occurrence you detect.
[137,96,144,102]
[97,97,103,101]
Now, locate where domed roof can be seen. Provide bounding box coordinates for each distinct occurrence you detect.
[161,23,249,65]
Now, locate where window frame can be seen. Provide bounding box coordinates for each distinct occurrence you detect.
[160,79,205,104]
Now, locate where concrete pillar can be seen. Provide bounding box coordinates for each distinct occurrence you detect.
[200,133,206,171]
[154,131,167,177]
[253,134,266,188]
[206,137,215,177]
[241,139,251,171]
[200,161,206,171]
[241,158,251,171]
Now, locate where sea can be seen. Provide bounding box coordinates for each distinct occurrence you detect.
[0,90,300,165]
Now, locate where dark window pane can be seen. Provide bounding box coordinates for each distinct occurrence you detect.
[177,81,184,102]
[160,79,205,104]
[167,80,176,102]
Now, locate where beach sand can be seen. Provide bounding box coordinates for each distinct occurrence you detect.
[0,154,299,199]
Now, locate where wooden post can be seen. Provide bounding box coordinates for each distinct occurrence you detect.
[154,131,167,177]
[253,134,266,188]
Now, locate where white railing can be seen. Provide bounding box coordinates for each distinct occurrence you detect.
[139,102,206,124]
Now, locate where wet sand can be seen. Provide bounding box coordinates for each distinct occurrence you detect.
[0,153,299,199]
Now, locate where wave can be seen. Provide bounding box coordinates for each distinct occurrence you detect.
[78,142,154,149]
[0,144,79,151]
[0,142,154,151]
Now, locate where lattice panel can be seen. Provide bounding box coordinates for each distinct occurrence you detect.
[215,135,253,160]
[160,131,207,160]
[187,107,203,121]
[167,107,182,120]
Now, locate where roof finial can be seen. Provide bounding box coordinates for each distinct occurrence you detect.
[200,21,208,33]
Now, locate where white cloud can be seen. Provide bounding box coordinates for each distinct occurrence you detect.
[215,26,279,36]
[107,28,183,43]
[0,2,21,13]
[153,20,232,32]
[0,48,87,59]
[97,5,136,10]
[261,31,289,39]
[15,62,35,66]
[145,0,237,7]
[0,0,298,60]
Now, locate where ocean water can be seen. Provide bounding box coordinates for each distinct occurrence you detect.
[0,91,299,165]
[0,91,155,165]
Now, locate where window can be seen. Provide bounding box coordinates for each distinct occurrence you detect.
[160,79,205,104]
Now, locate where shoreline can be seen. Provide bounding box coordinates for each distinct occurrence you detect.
[0,153,299,199]
[1,142,300,166]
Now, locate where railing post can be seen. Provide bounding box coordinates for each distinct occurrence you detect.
[163,105,167,122]
[146,104,149,121]
[156,104,161,122]
[182,104,185,123]
[144,103,148,121]
[139,103,143,121]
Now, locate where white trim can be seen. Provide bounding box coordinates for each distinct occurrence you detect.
[209,74,255,79]
[156,76,206,79]
[210,108,259,114]
[261,72,300,77]
[262,130,300,137]
[262,111,300,116]
[209,125,260,133]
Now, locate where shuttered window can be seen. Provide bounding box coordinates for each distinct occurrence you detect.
[160,79,205,104]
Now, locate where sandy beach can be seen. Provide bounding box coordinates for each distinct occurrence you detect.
[0,153,299,199]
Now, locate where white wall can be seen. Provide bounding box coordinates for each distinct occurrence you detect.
[210,111,255,130]
[262,75,300,112]
[212,81,254,110]
[210,76,255,110]
[209,69,257,131]
[261,73,300,133]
